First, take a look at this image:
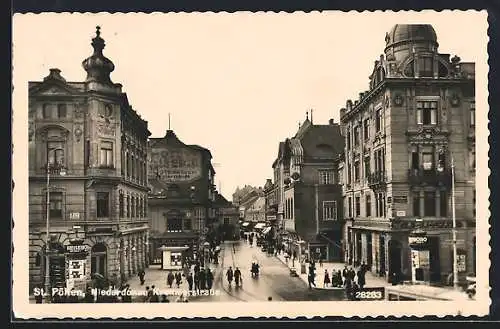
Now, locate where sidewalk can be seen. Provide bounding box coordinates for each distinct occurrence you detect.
[274,252,390,290]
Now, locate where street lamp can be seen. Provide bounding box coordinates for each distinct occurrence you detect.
[44,150,66,302]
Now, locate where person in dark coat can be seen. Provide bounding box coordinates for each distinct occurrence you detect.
[323,270,331,288]
[199,268,207,290]
[122,284,132,302]
[175,272,182,288]
[357,269,366,289]
[206,268,214,291]
[194,270,200,292]
[150,285,160,302]
[138,270,145,285]
[161,294,169,302]
[167,271,175,288]
[187,272,194,293]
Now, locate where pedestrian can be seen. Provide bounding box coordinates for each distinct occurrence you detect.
[323,269,330,288]
[234,267,242,287]
[199,268,207,290]
[167,271,174,288]
[357,268,366,289]
[138,269,145,285]
[160,294,169,303]
[150,285,160,302]
[336,270,343,287]
[342,266,348,285]
[226,266,234,287]
[122,284,132,302]
[206,268,214,291]
[144,286,151,302]
[308,265,316,289]
[175,272,182,288]
[187,272,194,293]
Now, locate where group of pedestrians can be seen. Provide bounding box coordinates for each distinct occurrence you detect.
[225,266,242,287]
[186,266,215,293]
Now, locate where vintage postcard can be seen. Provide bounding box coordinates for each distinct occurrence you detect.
[12,10,490,318]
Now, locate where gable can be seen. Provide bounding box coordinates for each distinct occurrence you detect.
[29,81,81,97]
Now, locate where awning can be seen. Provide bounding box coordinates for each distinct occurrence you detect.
[262,227,272,235]
[254,223,266,230]
[242,222,250,227]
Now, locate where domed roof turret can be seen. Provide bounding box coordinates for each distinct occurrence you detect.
[82,26,115,84]
[385,24,438,50]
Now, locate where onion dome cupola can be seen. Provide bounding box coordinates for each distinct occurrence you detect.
[82,26,115,85]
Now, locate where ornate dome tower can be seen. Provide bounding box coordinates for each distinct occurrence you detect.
[82,26,115,85]
[384,24,438,64]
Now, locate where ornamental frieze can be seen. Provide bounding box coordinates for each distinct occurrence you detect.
[97,122,116,136]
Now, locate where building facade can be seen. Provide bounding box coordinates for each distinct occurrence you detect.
[273,115,345,262]
[147,129,216,267]
[213,192,240,240]
[340,24,475,284]
[28,27,150,291]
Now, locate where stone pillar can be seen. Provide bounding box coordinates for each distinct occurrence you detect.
[125,238,131,278]
[140,234,146,270]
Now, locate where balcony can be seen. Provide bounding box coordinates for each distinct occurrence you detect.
[367,171,387,190]
[407,168,452,187]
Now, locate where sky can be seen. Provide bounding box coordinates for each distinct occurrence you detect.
[13,11,487,200]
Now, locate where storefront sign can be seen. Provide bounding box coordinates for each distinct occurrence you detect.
[457,254,467,272]
[393,196,408,204]
[66,244,89,253]
[409,236,428,245]
[67,259,86,280]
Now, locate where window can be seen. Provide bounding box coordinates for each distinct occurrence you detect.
[416,100,438,125]
[354,161,360,182]
[440,191,448,217]
[119,194,124,218]
[184,218,192,230]
[126,195,130,218]
[355,196,360,217]
[319,170,334,184]
[413,193,421,217]
[470,102,475,127]
[96,192,110,218]
[346,128,351,150]
[422,152,434,171]
[411,148,419,170]
[424,191,436,217]
[470,149,476,171]
[57,104,67,118]
[363,119,370,140]
[418,57,434,77]
[49,192,63,218]
[375,108,383,132]
[100,141,113,167]
[323,201,337,220]
[167,217,183,231]
[42,104,51,119]
[376,192,386,217]
[365,194,372,217]
[47,141,65,166]
[364,157,371,181]
[354,126,360,147]
[224,217,230,225]
[437,150,446,172]
[347,197,352,218]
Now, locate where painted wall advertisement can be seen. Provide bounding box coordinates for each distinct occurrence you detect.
[150,148,202,182]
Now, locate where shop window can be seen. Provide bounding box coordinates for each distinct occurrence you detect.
[355,196,360,217]
[323,201,337,220]
[224,217,230,225]
[49,192,63,219]
[424,191,436,217]
[57,104,67,118]
[319,169,334,184]
[366,194,372,217]
[440,191,448,217]
[364,119,370,140]
[416,100,438,125]
[184,218,192,230]
[96,192,110,218]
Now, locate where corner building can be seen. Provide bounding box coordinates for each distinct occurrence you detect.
[28,27,150,290]
[340,25,475,284]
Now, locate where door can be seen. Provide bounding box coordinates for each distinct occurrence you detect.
[388,240,402,279]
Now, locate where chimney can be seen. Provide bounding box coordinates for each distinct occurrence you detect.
[359,92,364,99]
[329,118,334,125]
